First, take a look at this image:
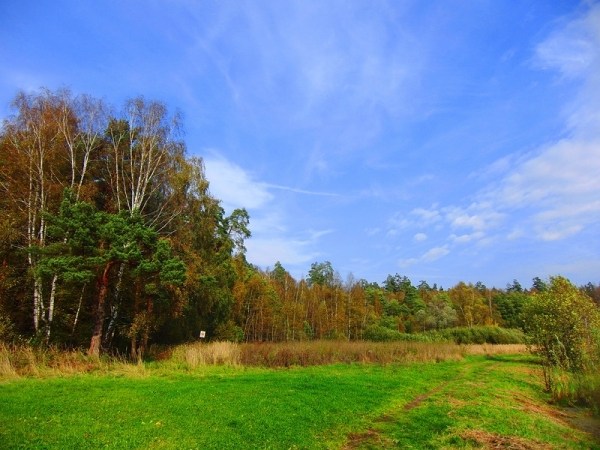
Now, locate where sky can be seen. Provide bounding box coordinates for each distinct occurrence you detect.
[1,1,600,289]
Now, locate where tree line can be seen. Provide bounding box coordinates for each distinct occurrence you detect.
[1,88,599,357]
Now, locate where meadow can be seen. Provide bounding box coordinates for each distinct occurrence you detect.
[1,342,599,449]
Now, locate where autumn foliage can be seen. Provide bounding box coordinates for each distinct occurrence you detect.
[1,89,599,360]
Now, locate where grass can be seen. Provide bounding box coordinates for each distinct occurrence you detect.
[0,361,459,448]
[0,341,527,376]
[548,368,600,414]
[1,343,598,449]
[347,354,599,449]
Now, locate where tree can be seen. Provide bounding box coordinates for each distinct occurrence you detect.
[130,238,186,358]
[523,276,600,389]
[448,282,491,328]
[0,88,255,351]
[506,279,523,293]
[2,90,65,334]
[38,190,188,355]
[102,97,185,230]
[1,89,107,340]
[414,291,458,331]
[307,261,335,287]
[580,282,600,307]
[531,277,548,293]
[493,289,527,329]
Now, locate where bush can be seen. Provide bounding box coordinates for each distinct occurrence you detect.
[363,325,438,343]
[363,324,525,345]
[426,326,526,345]
[522,276,600,391]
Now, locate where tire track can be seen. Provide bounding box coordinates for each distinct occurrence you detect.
[341,359,495,449]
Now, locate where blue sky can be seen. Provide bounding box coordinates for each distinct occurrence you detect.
[2,1,600,288]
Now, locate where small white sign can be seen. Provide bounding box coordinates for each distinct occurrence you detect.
[199,331,206,339]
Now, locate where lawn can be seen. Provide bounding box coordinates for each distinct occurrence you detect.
[1,354,598,449]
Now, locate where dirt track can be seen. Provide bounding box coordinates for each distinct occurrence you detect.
[341,358,600,449]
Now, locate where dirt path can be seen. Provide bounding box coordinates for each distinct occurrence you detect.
[341,358,600,449]
[343,381,453,449]
[342,371,463,449]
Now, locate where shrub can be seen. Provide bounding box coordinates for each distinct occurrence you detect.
[522,276,600,391]
[426,326,526,345]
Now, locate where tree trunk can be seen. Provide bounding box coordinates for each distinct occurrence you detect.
[105,263,125,347]
[45,274,58,343]
[71,283,86,335]
[88,261,114,357]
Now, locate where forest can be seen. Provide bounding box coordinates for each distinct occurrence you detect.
[1,88,600,358]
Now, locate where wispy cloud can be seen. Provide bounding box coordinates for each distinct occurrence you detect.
[203,152,332,271]
[246,236,321,268]
[203,154,273,211]
[534,6,600,79]
[414,233,428,242]
[389,4,600,265]
[173,1,427,179]
[485,4,600,238]
[399,245,449,268]
[265,183,340,197]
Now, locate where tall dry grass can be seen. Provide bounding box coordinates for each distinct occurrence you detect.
[1,340,529,378]
[463,343,528,356]
[171,341,241,368]
[237,341,528,367]
[0,344,146,378]
[0,343,18,378]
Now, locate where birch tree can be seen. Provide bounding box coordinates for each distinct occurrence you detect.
[104,97,183,221]
[1,90,67,335]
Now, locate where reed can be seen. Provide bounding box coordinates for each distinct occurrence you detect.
[237,340,526,368]
[1,340,528,377]
[548,368,600,414]
[171,341,241,368]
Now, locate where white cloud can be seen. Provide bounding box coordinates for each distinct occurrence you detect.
[365,227,381,237]
[490,140,600,208]
[265,183,339,197]
[246,236,320,267]
[422,245,450,262]
[203,153,334,271]
[399,245,449,268]
[507,228,525,240]
[450,232,485,244]
[411,207,442,225]
[387,212,411,232]
[534,6,600,79]
[444,203,505,232]
[176,1,427,171]
[203,154,272,211]
[414,233,428,242]
[398,258,419,268]
[536,224,583,242]
[441,5,600,246]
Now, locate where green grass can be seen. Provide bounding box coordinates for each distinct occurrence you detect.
[1,355,599,449]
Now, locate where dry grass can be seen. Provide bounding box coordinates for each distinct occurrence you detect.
[461,429,552,449]
[0,340,529,377]
[237,341,527,368]
[464,343,528,356]
[0,344,144,378]
[171,341,241,368]
[0,343,18,378]
[238,340,466,367]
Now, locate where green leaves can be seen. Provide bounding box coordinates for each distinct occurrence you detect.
[523,276,600,375]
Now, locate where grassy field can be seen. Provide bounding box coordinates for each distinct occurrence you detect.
[1,345,599,449]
